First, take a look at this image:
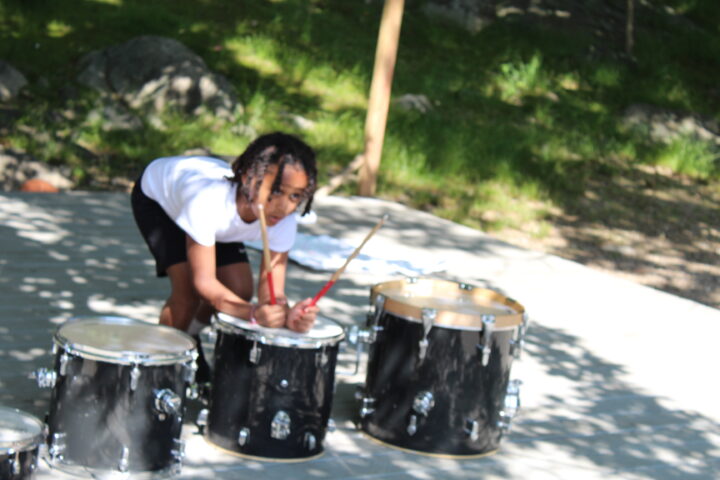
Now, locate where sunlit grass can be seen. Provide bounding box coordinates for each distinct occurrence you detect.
[1,0,719,232]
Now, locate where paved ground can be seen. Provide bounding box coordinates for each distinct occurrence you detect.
[1,191,718,479]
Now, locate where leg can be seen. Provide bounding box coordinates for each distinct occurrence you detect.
[195,262,254,324]
[160,262,201,331]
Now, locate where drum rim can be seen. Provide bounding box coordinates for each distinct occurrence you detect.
[213,312,345,348]
[371,277,526,331]
[45,454,180,479]
[0,406,44,454]
[54,317,197,365]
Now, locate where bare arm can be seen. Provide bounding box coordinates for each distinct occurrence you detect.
[186,236,285,328]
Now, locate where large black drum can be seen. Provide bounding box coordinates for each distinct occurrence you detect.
[0,406,43,479]
[204,313,344,460]
[39,316,197,478]
[357,278,527,457]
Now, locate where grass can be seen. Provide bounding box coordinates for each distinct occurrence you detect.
[1,0,719,237]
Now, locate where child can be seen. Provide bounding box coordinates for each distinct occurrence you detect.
[131,132,319,335]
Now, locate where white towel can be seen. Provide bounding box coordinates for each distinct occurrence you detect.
[246,233,446,276]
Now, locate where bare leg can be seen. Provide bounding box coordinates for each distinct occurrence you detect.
[195,262,254,324]
[160,262,201,332]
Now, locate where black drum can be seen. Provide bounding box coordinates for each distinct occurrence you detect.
[357,278,527,457]
[40,316,197,478]
[0,407,43,479]
[204,313,345,460]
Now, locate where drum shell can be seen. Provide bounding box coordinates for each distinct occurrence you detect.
[0,448,39,480]
[46,346,189,474]
[361,309,517,456]
[206,328,340,459]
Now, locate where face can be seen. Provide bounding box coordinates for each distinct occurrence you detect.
[250,163,309,226]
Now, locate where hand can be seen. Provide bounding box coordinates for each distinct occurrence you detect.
[286,298,318,333]
[254,303,287,329]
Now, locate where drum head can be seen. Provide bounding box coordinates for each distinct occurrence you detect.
[214,313,345,348]
[371,278,525,330]
[55,316,196,365]
[0,406,44,454]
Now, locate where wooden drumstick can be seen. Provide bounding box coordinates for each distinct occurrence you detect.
[310,214,389,306]
[257,204,277,305]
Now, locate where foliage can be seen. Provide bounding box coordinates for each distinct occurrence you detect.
[1,0,719,233]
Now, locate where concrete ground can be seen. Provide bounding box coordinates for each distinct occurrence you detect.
[0,191,718,479]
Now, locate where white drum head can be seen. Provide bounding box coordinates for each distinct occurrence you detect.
[214,313,345,348]
[55,316,196,365]
[0,406,44,454]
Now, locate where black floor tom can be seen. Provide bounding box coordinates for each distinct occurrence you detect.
[205,313,344,460]
[41,316,197,478]
[358,278,527,457]
[0,406,43,479]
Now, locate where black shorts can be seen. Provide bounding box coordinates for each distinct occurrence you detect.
[131,174,249,277]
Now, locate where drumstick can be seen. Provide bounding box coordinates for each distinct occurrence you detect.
[310,214,389,306]
[257,204,277,305]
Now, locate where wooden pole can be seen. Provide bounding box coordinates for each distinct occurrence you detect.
[358,0,405,197]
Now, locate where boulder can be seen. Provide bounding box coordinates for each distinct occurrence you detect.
[0,60,28,101]
[77,35,240,119]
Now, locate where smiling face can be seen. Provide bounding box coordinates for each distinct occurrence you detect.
[238,163,309,225]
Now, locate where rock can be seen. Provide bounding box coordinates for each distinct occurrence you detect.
[0,60,28,101]
[0,149,74,192]
[77,35,241,119]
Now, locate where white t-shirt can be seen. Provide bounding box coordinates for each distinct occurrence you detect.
[140,155,297,251]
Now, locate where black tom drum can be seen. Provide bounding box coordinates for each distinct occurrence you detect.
[205,313,344,461]
[0,406,43,480]
[41,316,197,478]
[358,277,528,457]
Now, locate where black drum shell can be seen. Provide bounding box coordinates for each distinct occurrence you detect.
[46,347,189,473]
[206,328,340,459]
[0,447,39,480]
[361,310,517,456]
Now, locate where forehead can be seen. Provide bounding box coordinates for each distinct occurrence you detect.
[266,163,308,190]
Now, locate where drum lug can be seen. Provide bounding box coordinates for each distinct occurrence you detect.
[498,379,522,431]
[184,358,198,383]
[359,396,376,418]
[464,419,480,441]
[418,308,436,361]
[304,432,317,451]
[315,347,329,368]
[129,365,141,391]
[58,352,69,376]
[171,437,185,469]
[477,315,496,366]
[154,388,182,417]
[249,341,261,364]
[270,410,291,440]
[186,383,200,400]
[367,295,387,327]
[196,408,209,428]
[406,414,418,436]
[458,282,474,291]
[412,391,435,416]
[31,367,57,388]
[238,427,250,446]
[49,432,66,460]
[118,446,130,473]
[11,451,21,475]
[511,314,530,359]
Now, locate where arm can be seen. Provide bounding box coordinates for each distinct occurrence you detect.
[186,236,285,328]
[258,249,318,333]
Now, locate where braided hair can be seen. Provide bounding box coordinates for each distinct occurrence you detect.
[228,132,317,216]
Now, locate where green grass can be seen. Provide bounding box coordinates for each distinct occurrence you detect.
[1,0,719,234]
